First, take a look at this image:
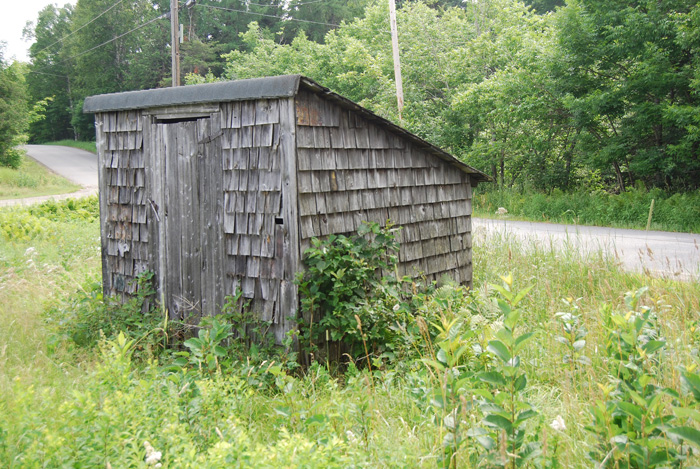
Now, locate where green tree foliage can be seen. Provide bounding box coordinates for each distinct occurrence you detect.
[18,0,700,192]
[23,4,76,142]
[0,46,30,168]
[555,0,700,191]
[67,0,170,139]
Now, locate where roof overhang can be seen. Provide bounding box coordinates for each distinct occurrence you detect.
[83,75,491,183]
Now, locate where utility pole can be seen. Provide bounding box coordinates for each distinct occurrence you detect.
[171,0,181,87]
[388,0,404,120]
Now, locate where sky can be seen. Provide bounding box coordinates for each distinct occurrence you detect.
[0,0,76,62]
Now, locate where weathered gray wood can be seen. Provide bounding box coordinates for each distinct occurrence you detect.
[255,99,280,125]
[145,103,218,119]
[98,85,481,341]
[278,97,300,342]
[241,101,256,127]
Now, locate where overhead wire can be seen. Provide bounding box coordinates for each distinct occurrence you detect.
[197,3,339,27]
[28,12,169,76]
[32,0,127,58]
[28,0,341,77]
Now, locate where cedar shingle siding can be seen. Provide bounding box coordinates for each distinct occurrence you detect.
[84,75,489,342]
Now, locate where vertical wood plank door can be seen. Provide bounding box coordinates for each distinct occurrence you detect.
[157,117,224,321]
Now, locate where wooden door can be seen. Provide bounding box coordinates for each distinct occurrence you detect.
[157,116,224,320]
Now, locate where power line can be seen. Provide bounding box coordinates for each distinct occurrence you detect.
[65,13,170,61]
[197,4,339,27]
[32,0,127,59]
[29,13,169,76]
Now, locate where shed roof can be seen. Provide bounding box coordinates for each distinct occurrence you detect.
[83,75,490,182]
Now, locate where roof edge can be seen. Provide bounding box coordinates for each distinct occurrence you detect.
[82,74,490,183]
[83,75,302,113]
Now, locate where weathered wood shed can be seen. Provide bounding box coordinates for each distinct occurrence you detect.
[83,75,490,341]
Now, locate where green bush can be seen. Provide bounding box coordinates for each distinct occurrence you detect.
[476,187,700,233]
[0,147,22,169]
[47,272,166,359]
[296,222,405,361]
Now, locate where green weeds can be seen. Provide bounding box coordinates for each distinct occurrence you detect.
[2,197,700,466]
[475,187,700,233]
[295,221,405,361]
[0,155,80,200]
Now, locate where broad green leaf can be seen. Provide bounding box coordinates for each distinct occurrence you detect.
[478,371,506,386]
[274,406,291,417]
[471,388,494,401]
[573,339,586,351]
[496,328,514,346]
[616,402,643,424]
[483,414,513,433]
[480,402,506,414]
[436,348,448,365]
[504,309,521,330]
[490,283,512,301]
[476,435,495,450]
[514,374,527,392]
[514,331,535,354]
[681,372,700,401]
[304,414,328,426]
[642,340,665,355]
[672,406,700,423]
[487,340,512,363]
[667,426,700,448]
[515,409,537,426]
[627,389,647,408]
[183,338,202,351]
[512,285,534,306]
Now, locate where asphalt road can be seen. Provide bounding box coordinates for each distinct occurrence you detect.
[13,145,700,280]
[25,144,99,188]
[0,145,99,207]
[473,218,700,281]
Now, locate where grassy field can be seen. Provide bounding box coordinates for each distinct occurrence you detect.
[1,198,699,467]
[44,140,97,154]
[0,154,81,200]
[474,187,700,234]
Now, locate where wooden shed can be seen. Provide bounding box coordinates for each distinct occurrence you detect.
[83,75,490,342]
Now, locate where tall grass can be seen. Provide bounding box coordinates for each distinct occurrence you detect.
[44,140,97,153]
[1,198,699,466]
[0,155,81,200]
[475,186,700,233]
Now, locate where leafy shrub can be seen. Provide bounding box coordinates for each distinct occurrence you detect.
[47,271,166,359]
[0,146,22,169]
[585,287,699,466]
[295,221,404,361]
[0,209,55,241]
[0,196,99,242]
[28,196,100,223]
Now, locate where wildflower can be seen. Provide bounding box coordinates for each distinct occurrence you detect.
[346,430,358,444]
[24,247,36,256]
[550,415,566,432]
[392,303,400,312]
[144,441,162,466]
[496,207,508,215]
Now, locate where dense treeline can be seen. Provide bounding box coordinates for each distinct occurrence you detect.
[13,0,700,192]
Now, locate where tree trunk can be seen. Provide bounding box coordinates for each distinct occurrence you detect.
[500,156,505,188]
[613,161,626,192]
[66,75,78,141]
